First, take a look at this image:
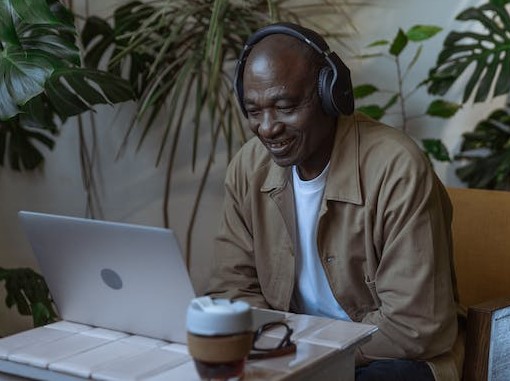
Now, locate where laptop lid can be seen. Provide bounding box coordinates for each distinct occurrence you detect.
[18,211,196,344]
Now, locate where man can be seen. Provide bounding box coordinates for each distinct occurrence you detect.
[207,22,463,381]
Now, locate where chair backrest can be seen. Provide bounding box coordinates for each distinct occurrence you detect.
[447,187,510,308]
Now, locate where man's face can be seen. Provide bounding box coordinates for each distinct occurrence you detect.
[242,37,336,180]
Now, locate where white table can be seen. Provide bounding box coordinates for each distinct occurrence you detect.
[0,312,376,381]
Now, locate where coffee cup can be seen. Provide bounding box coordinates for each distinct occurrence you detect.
[186,297,253,380]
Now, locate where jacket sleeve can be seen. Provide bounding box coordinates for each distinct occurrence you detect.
[205,154,269,308]
[357,151,458,363]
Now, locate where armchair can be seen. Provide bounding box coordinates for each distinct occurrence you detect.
[447,187,510,381]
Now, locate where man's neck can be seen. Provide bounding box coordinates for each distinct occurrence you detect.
[297,124,336,180]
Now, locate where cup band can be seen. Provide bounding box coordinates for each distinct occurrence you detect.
[187,331,254,363]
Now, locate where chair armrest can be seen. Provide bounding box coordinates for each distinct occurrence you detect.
[463,297,510,381]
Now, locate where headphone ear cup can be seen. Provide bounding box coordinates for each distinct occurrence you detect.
[328,52,354,116]
[317,67,338,117]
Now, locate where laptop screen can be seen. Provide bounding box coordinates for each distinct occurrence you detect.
[18,211,196,344]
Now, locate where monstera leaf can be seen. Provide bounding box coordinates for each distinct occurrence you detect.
[81,1,154,94]
[456,108,510,190]
[0,267,58,327]
[0,0,77,116]
[0,0,134,170]
[428,1,510,103]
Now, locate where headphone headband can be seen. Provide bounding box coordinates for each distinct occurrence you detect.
[244,22,330,54]
[233,22,354,118]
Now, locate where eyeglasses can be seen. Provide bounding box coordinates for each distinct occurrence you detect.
[248,321,297,360]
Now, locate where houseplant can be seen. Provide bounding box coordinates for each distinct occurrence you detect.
[0,0,134,171]
[355,0,510,184]
[0,0,134,326]
[353,24,461,163]
[427,0,510,189]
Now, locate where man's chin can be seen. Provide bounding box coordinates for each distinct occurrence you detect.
[271,155,297,168]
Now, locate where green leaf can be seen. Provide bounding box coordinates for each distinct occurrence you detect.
[490,0,510,5]
[5,122,54,170]
[77,70,134,104]
[11,0,62,26]
[366,39,389,48]
[423,139,451,162]
[353,84,378,99]
[62,73,106,105]
[455,108,510,190]
[81,17,115,70]
[47,0,75,28]
[81,2,155,95]
[46,68,134,119]
[389,29,408,56]
[0,48,54,120]
[426,99,461,118]
[22,34,80,66]
[428,3,510,102]
[0,0,80,120]
[0,1,20,46]
[356,53,385,60]
[21,95,58,133]
[405,44,423,76]
[31,302,52,327]
[358,105,385,120]
[0,267,58,324]
[406,25,442,41]
[0,81,20,119]
[45,75,90,118]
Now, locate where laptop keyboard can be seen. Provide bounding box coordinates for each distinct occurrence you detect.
[0,321,198,380]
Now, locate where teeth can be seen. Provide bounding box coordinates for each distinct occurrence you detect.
[269,138,291,148]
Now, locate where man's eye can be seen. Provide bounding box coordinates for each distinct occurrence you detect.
[246,109,260,118]
[246,109,260,117]
[277,106,295,114]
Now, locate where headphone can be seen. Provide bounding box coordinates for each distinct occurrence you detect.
[233,22,354,118]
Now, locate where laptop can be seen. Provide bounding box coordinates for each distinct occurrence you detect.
[18,211,285,345]
[18,211,196,344]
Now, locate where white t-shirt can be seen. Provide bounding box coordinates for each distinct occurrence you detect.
[292,164,351,321]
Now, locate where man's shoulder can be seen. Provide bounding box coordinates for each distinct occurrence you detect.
[345,113,434,188]
[355,112,428,165]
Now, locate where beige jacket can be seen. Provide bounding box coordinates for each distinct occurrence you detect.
[207,112,463,380]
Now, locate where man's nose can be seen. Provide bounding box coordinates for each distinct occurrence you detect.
[257,111,283,138]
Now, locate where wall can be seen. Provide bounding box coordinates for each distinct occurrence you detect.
[0,0,506,336]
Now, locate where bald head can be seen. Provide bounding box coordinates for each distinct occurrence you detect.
[242,34,322,116]
[244,34,324,86]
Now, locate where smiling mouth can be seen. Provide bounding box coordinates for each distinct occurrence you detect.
[265,137,295,155]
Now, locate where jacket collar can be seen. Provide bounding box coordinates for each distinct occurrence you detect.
[324,113,363,205]
[260,112,363,206]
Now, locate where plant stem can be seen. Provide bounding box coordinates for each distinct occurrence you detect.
[162,79,194,228]
[395,56,408,132]
[185,117,222,271]
[78,114,103,219]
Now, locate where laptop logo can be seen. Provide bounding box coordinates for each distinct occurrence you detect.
[100,268,123,290]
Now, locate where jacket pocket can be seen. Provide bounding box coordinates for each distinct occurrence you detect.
[365,276,381,308]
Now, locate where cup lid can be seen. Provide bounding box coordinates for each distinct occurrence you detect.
[186,297,252,336]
